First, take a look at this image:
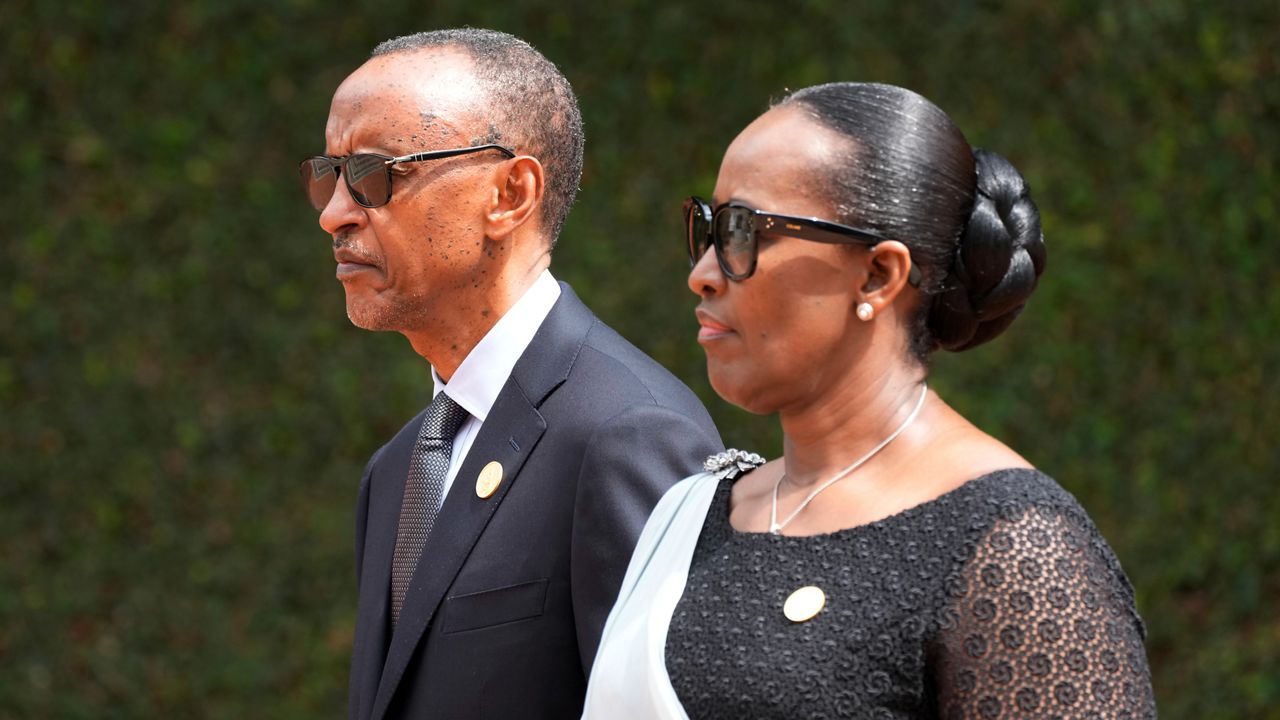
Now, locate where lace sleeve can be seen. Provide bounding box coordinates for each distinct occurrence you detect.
[934,503,1156,718]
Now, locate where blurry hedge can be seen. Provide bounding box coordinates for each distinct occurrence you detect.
[2,1,1276,717]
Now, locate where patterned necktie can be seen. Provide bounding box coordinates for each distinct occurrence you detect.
[390,391,469,628]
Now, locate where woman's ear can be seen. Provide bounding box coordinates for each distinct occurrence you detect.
[857,240,915,318]
[484,155,544,241]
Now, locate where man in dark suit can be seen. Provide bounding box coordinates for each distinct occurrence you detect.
[300,28,722,719]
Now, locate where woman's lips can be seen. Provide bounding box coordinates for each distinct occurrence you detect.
[695,310,735,341]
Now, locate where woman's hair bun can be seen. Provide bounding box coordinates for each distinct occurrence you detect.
[928,149,1047,351]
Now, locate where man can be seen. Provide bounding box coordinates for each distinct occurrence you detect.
[301,29,722,719]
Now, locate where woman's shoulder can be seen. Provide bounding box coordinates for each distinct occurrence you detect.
[937,467,1119,557]
[949,469,1141,616]
[899,467,1118,571]
[962,467,1081,510]
[957,467,1103,533]
[930,474,1155,716]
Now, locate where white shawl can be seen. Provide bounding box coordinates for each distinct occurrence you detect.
[580,471,724,720]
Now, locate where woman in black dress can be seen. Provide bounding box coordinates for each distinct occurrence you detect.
[582,82,1155,719]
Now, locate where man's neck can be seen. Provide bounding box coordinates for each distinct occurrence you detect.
[405,259,551,382]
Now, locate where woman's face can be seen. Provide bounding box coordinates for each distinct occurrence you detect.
[689,106,872,414]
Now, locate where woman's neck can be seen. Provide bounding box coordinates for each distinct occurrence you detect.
[778,359,927,487]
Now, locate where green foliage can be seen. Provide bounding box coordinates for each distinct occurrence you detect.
[3,1,1276,717]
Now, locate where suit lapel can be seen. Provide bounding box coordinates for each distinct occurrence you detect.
[371,386,546,719]
[369,286,597,720]
[351,423,419,720]
[369,285,596,719]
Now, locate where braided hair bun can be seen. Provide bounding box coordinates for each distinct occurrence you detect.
[928,149,1046,351]
[781,82,1047,359]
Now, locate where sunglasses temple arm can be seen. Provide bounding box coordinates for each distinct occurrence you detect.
[759,216,921,286]
[798,226,924,286]
[392,144,516,164]
[769,224,879,247]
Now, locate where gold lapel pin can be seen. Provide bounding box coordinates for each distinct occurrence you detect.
[476,461,504,499]
[783,586,826,623]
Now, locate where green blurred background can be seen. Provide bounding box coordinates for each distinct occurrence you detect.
[2,0,1276,717]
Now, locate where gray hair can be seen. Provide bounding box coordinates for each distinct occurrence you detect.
[373,29,584,245]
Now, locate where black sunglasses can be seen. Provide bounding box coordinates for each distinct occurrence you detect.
[299,144,516,211]
[683,197,921,284]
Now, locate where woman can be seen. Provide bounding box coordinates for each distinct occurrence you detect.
[583,83,1155,719]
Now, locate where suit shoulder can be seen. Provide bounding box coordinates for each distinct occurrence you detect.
[576,318,703,410]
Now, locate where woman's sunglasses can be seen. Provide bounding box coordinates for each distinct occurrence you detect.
[683,196,921,284]
[299,144,515,211]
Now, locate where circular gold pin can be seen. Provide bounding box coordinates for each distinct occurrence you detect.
[783,586,826,623]
[476,461,504,499]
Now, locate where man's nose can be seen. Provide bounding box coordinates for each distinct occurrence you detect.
[319,174,366,235]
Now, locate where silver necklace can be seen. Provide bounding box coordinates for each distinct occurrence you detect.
[769,383,928,534]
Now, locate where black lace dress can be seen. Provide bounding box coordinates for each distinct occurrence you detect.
[664,468,1156,719]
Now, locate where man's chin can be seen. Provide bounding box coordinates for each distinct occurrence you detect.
[345,299,400,332]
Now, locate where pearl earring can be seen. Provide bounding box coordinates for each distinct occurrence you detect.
[856,302,875,321]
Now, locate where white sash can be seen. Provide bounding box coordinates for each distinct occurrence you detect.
[580,472,723,720]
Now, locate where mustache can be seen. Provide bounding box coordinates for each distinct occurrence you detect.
[333,232,381,264]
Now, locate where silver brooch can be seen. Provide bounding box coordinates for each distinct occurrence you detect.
[703,448,766,479]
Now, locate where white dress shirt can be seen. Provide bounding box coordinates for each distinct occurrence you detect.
[428,269,562,502]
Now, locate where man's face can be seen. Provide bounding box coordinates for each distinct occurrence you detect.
[318,49,503,335]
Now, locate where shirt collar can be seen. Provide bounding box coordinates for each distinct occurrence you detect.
[431,269,562,422]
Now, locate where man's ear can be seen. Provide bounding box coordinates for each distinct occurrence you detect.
[857,240,916,315]
[484,156,544,241]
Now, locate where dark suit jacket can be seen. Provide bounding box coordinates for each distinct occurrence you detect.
[348,284,723,720]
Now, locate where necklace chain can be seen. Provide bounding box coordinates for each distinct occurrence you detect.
[769,383,928,534]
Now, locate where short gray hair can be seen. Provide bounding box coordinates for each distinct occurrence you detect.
[373,29,584,245]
